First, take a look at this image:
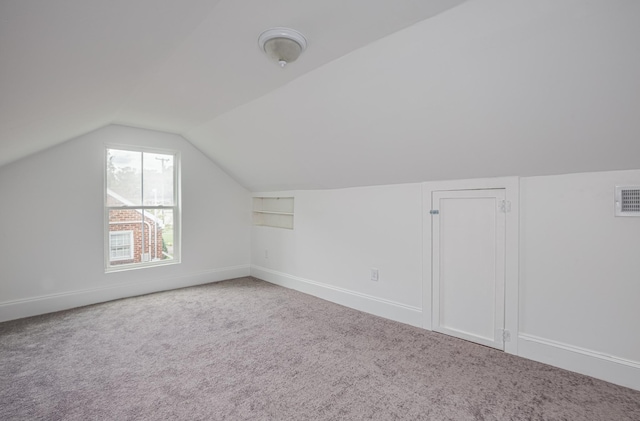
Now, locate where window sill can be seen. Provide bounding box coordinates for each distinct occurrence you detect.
[105,259,181,274]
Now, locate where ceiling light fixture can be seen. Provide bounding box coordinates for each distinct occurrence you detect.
[258,27,307,68]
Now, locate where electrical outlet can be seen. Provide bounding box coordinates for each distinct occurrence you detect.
[371,268,379,282]
[265,249,269,259]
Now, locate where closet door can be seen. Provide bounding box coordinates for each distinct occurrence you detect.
[432,189,506,350]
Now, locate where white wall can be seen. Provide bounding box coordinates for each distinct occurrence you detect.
[519,169,640,388]
[0,125,250,321]
[251,184,424,326]
[251,169,640,390]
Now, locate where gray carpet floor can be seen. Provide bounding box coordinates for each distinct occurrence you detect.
[1,277,639,420]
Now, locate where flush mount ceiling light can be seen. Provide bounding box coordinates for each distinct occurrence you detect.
[258,27,307,68]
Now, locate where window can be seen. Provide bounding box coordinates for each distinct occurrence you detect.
[109,231,134,261]
[105,147,180,271]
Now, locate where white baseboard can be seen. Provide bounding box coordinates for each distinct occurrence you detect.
[0,265,250,323]
[251,265,422,327]
[518,333,640,391]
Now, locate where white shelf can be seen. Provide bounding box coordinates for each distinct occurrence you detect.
[253,210,294,215]
[252,197,294,229]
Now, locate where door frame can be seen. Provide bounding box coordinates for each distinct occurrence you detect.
[422,177,519,355]
[432,188,507,350]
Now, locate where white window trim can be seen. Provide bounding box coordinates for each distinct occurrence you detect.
[104,145,181,273]
[109,230,134,261]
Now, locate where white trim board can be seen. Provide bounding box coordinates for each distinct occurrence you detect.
[0,265,250,323]
[519,333,640,391]
[251,265,422,327]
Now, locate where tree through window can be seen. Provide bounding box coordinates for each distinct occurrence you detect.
[105,147,180,271]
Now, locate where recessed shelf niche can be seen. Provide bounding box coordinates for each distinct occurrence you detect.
[252,196,294,229]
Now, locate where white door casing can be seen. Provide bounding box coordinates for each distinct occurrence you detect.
[432,189,506,350]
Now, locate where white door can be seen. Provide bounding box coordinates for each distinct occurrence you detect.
[432,189,506,350]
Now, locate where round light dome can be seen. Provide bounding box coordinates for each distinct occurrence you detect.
[258,28,307,67]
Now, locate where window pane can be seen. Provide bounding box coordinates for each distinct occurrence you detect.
[108,208,174,266]
[143,153,174,206]
[107,149,142,206]
[146,209,175,261]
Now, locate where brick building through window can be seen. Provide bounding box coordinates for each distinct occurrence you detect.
[107,189,165,265]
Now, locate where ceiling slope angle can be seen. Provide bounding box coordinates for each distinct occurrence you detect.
[0,0,467,168]
[112,0,468,135]
[0,0,222,168]
[187,0,640,191]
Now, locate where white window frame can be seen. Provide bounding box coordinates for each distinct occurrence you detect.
[109,230,134,261]
[104,145,181,272]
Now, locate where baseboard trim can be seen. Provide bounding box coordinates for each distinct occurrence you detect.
[0,265,251,323]
[518,333,640,391]
[251,265,422,327]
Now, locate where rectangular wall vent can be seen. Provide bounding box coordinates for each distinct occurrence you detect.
[615,186,640,216]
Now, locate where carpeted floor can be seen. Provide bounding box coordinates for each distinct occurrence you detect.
[1,277,639,420]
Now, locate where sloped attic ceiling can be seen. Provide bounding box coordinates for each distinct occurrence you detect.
[192,0,640,191]
[0,0,465,168]
[2,1,639,191]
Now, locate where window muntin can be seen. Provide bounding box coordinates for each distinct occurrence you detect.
[105,147,180,271]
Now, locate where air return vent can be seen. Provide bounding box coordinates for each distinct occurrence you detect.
[615,186,640,216]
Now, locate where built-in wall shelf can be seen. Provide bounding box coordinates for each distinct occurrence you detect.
[253,211,294,215]
[252,197,294,229]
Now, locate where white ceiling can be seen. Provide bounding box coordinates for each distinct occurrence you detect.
[2,0,639,191]
[0,0,465,168]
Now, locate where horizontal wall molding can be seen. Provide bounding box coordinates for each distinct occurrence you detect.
[251,265,422,327]
[0,265,251,323]
[518,333,640,391]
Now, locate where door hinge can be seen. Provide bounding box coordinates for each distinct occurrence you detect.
[499,200,511,213]
[429,210,439,215]
[500,329,511,342]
